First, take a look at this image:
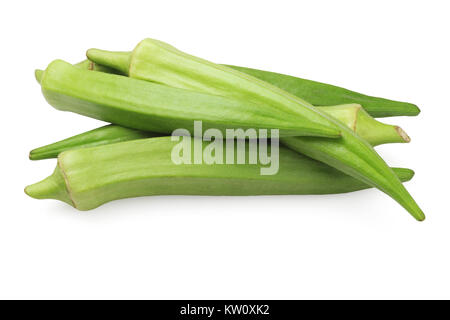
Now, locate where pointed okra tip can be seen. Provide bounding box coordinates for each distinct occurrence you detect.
[408,203,426,222]
[415,210,426,222]
[28,148,41,160]
[29,148,50,161]
[394,167,415,182]
[409,103,421,116]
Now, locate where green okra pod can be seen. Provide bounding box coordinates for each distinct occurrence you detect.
[88,41,344,138]
[88,39,423,220]
[29,104,409,160]
[225,65,420,118]
[25,136,415,211]
[29,124,160,160]
[38,60,340,138]
[86,53,420,118]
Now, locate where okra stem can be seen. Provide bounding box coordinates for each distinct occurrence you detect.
[25,166,73,206]
[83,50,130,75]
[318,104,410,146]
[74,59,125,75]
[35,69,43,83]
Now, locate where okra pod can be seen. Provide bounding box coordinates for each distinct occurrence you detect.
[89,39,423,220]
[29,104,409,160]
[85,54,420,118]
[226,65,420,118]
[88,40,345,138]
[29,124,160,160]
[25,137,415,211]
[38,60,340,138]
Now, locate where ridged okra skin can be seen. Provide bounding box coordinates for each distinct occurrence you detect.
[25,137,415,211]
[83,56,420,118]
[72,59,411,145]
[29,104,410,160]
[87,39,424,220]
[87,40,342,138]
[39,60,339,138]
[29,124,160,160]
[226,65,420,118]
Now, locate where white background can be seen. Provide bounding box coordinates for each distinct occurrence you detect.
[1,0,448,299]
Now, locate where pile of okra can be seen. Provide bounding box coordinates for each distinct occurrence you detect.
[26,38,424,221]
